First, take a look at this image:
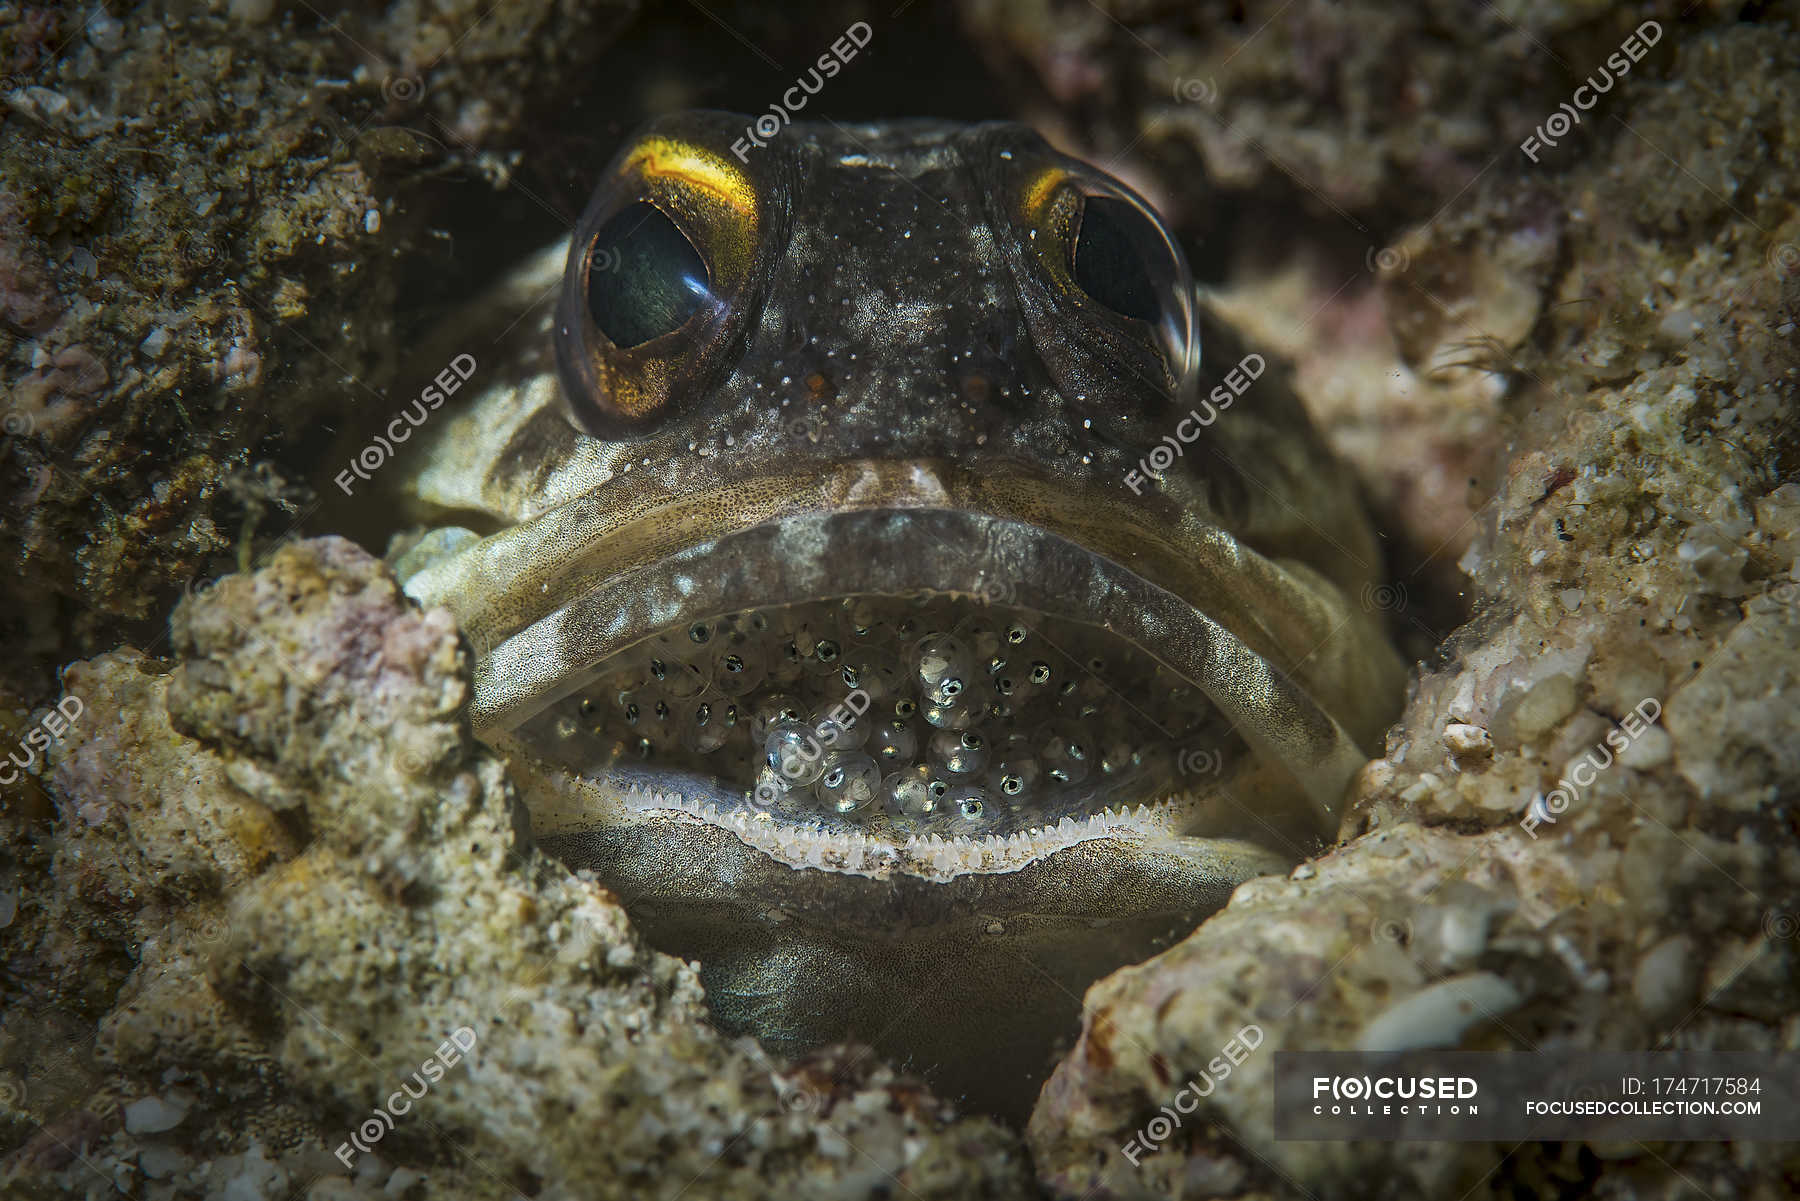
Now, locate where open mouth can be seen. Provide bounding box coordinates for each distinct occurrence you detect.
[509,586,1244,842]
[430,495,1377,867]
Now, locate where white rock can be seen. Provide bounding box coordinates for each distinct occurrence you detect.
[10,87,70,123]
[1617,724,1671,770]
[123,1093,190,1134]
[1657,308,1700,341]
[1508,674,1578,741]
[1355,972,1524,1052]
[384,1167,426,1194]
[1442,723,1493,758]
[217,1141,286,1201]
[1632,935,1696,1020]
[87,16,125,51]
[137,1144,190,1179]
[1427,907,1493,972]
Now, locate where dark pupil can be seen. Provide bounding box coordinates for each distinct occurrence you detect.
[1072,195,1161,324]
[585,202,709,348]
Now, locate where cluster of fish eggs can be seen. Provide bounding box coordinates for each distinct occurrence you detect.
[532,595,1226,838]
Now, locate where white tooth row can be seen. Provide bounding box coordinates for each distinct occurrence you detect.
[619,781,1185,881]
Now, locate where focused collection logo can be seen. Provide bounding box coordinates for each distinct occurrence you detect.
[1311,1074,1480,1116]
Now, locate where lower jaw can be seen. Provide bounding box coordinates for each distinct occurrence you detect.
[531,803,1293,1121]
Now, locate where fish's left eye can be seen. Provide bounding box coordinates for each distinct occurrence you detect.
[1069,192,1195,387]
[1073,196,1160,323]
[976,128,1201,407]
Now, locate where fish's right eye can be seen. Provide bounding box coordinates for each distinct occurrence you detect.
[584,203,713,349]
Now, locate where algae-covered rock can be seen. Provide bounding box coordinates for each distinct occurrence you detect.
[4,539,1032,1199]
[0,0,634,697]
[1019,20,1800,1201]
[961,0,1685,222]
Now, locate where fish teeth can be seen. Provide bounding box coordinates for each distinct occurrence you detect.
[588,768,1180,880]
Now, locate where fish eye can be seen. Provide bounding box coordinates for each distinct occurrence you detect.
[584,202,713,349]
[1072,196,1160,322]
[1069,191,1196,388]
[977,129,1201,407]
[554,115,781,440]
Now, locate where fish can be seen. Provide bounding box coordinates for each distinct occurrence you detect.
[386,111,1405,1116]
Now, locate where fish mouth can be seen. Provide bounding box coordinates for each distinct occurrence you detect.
[404,460,1381,868]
